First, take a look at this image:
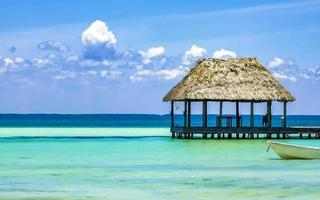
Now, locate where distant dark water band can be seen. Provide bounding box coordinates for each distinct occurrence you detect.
[0,136,169,140]
[1,114,320,127]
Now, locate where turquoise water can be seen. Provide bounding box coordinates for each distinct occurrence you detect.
[1,128,320,199]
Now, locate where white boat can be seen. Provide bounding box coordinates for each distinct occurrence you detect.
[267,141,320,159]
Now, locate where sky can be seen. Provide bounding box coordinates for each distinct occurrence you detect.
[0,0,320,114]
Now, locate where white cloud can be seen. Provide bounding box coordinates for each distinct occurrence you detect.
[14,57,24,64]
[182,45,207,65]
[305,66,320,80]
[130,65,188,82]
[100,69,122,79]
[66,55,79,62]
[109,70,122,79]
[53,71,76,80]
[80,70,97,76]
[268,57,285,68]
[80,59,101,67]
[273,72,297,82]
[4,58,14,66]
[100,70,108,78]
[32,58,51,68]
[212,49,237,59]
[139,46,165,64]
[267,57,300,81]
[81,20,116,47]
[101,60,111,66]
[301,73,310,79]
[37,40,70,52]
[79,59,113,68]
[81,20,117,60]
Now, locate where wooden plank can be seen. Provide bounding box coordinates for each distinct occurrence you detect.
[250,102,254,128]
[219,101,223,127]
[267,101,272,128]
[184,101,187,127]
[203,101,207,128]
[236,101,240,128]
[283,101,287,128]
[187,100,191,127]
[170,101,174,127]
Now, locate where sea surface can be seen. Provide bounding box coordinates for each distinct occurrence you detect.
[1,114,320,199]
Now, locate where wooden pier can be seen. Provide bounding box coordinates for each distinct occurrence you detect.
[163,58,317,140]
[171,126,320,139]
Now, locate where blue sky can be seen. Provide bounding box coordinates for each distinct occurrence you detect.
[0,0,320,114]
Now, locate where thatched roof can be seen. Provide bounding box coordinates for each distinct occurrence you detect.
[163,58,295,102]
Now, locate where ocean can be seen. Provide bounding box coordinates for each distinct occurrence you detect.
[1,114,320,199]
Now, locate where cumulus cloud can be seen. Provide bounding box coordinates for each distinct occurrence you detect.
[268,57,285,68]
[267,57,300,82]
[305,66,320,80]
[139,46,165,64]
[0,56,27,74]
[4,16,320,87]
[81,20,117,60]
[82,20,116,46]
[182,45,207,65]
[268,57,286,68]
[130,65,188,82]
[53,70,76,80]
[4,58,15,66]
[273,72,297,82]
[80,70,97,77]
[66,54,80,63]
[100,70,108,78]
[37,40,70,52]
[15,57,24,64]
[213,49,237,59]
[100,69,122,79]
[80,59,101,67]
[267,57,294,68]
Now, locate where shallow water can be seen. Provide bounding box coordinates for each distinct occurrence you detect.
[0,128,320,199]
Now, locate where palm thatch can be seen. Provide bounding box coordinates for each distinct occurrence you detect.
[163,58,295,102]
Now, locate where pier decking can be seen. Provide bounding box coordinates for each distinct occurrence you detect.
[171,126,320,139]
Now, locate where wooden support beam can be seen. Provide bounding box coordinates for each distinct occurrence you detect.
[283,101,287,128]
[250,102,254,128]
[267,101,272,128]
[203,101,208,128]
[184,101,187,127]
[170,101,174,127]
[219,101,223,127]
[187,100,191,127]
[236,101,240,128]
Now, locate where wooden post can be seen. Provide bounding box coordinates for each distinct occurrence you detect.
[187,100,191,127]
[267,101,272,128]
[250,102,254,128]
[283,101,287,128]
[236,101,240,128]
[219,101,223,127]
[170,101,174,127]
[184,101,187,127]
[203,100,207,128]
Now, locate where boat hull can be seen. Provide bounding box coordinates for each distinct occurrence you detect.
[268,141,320,159]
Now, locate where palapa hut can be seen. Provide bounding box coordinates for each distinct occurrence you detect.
[163,58,320,139]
